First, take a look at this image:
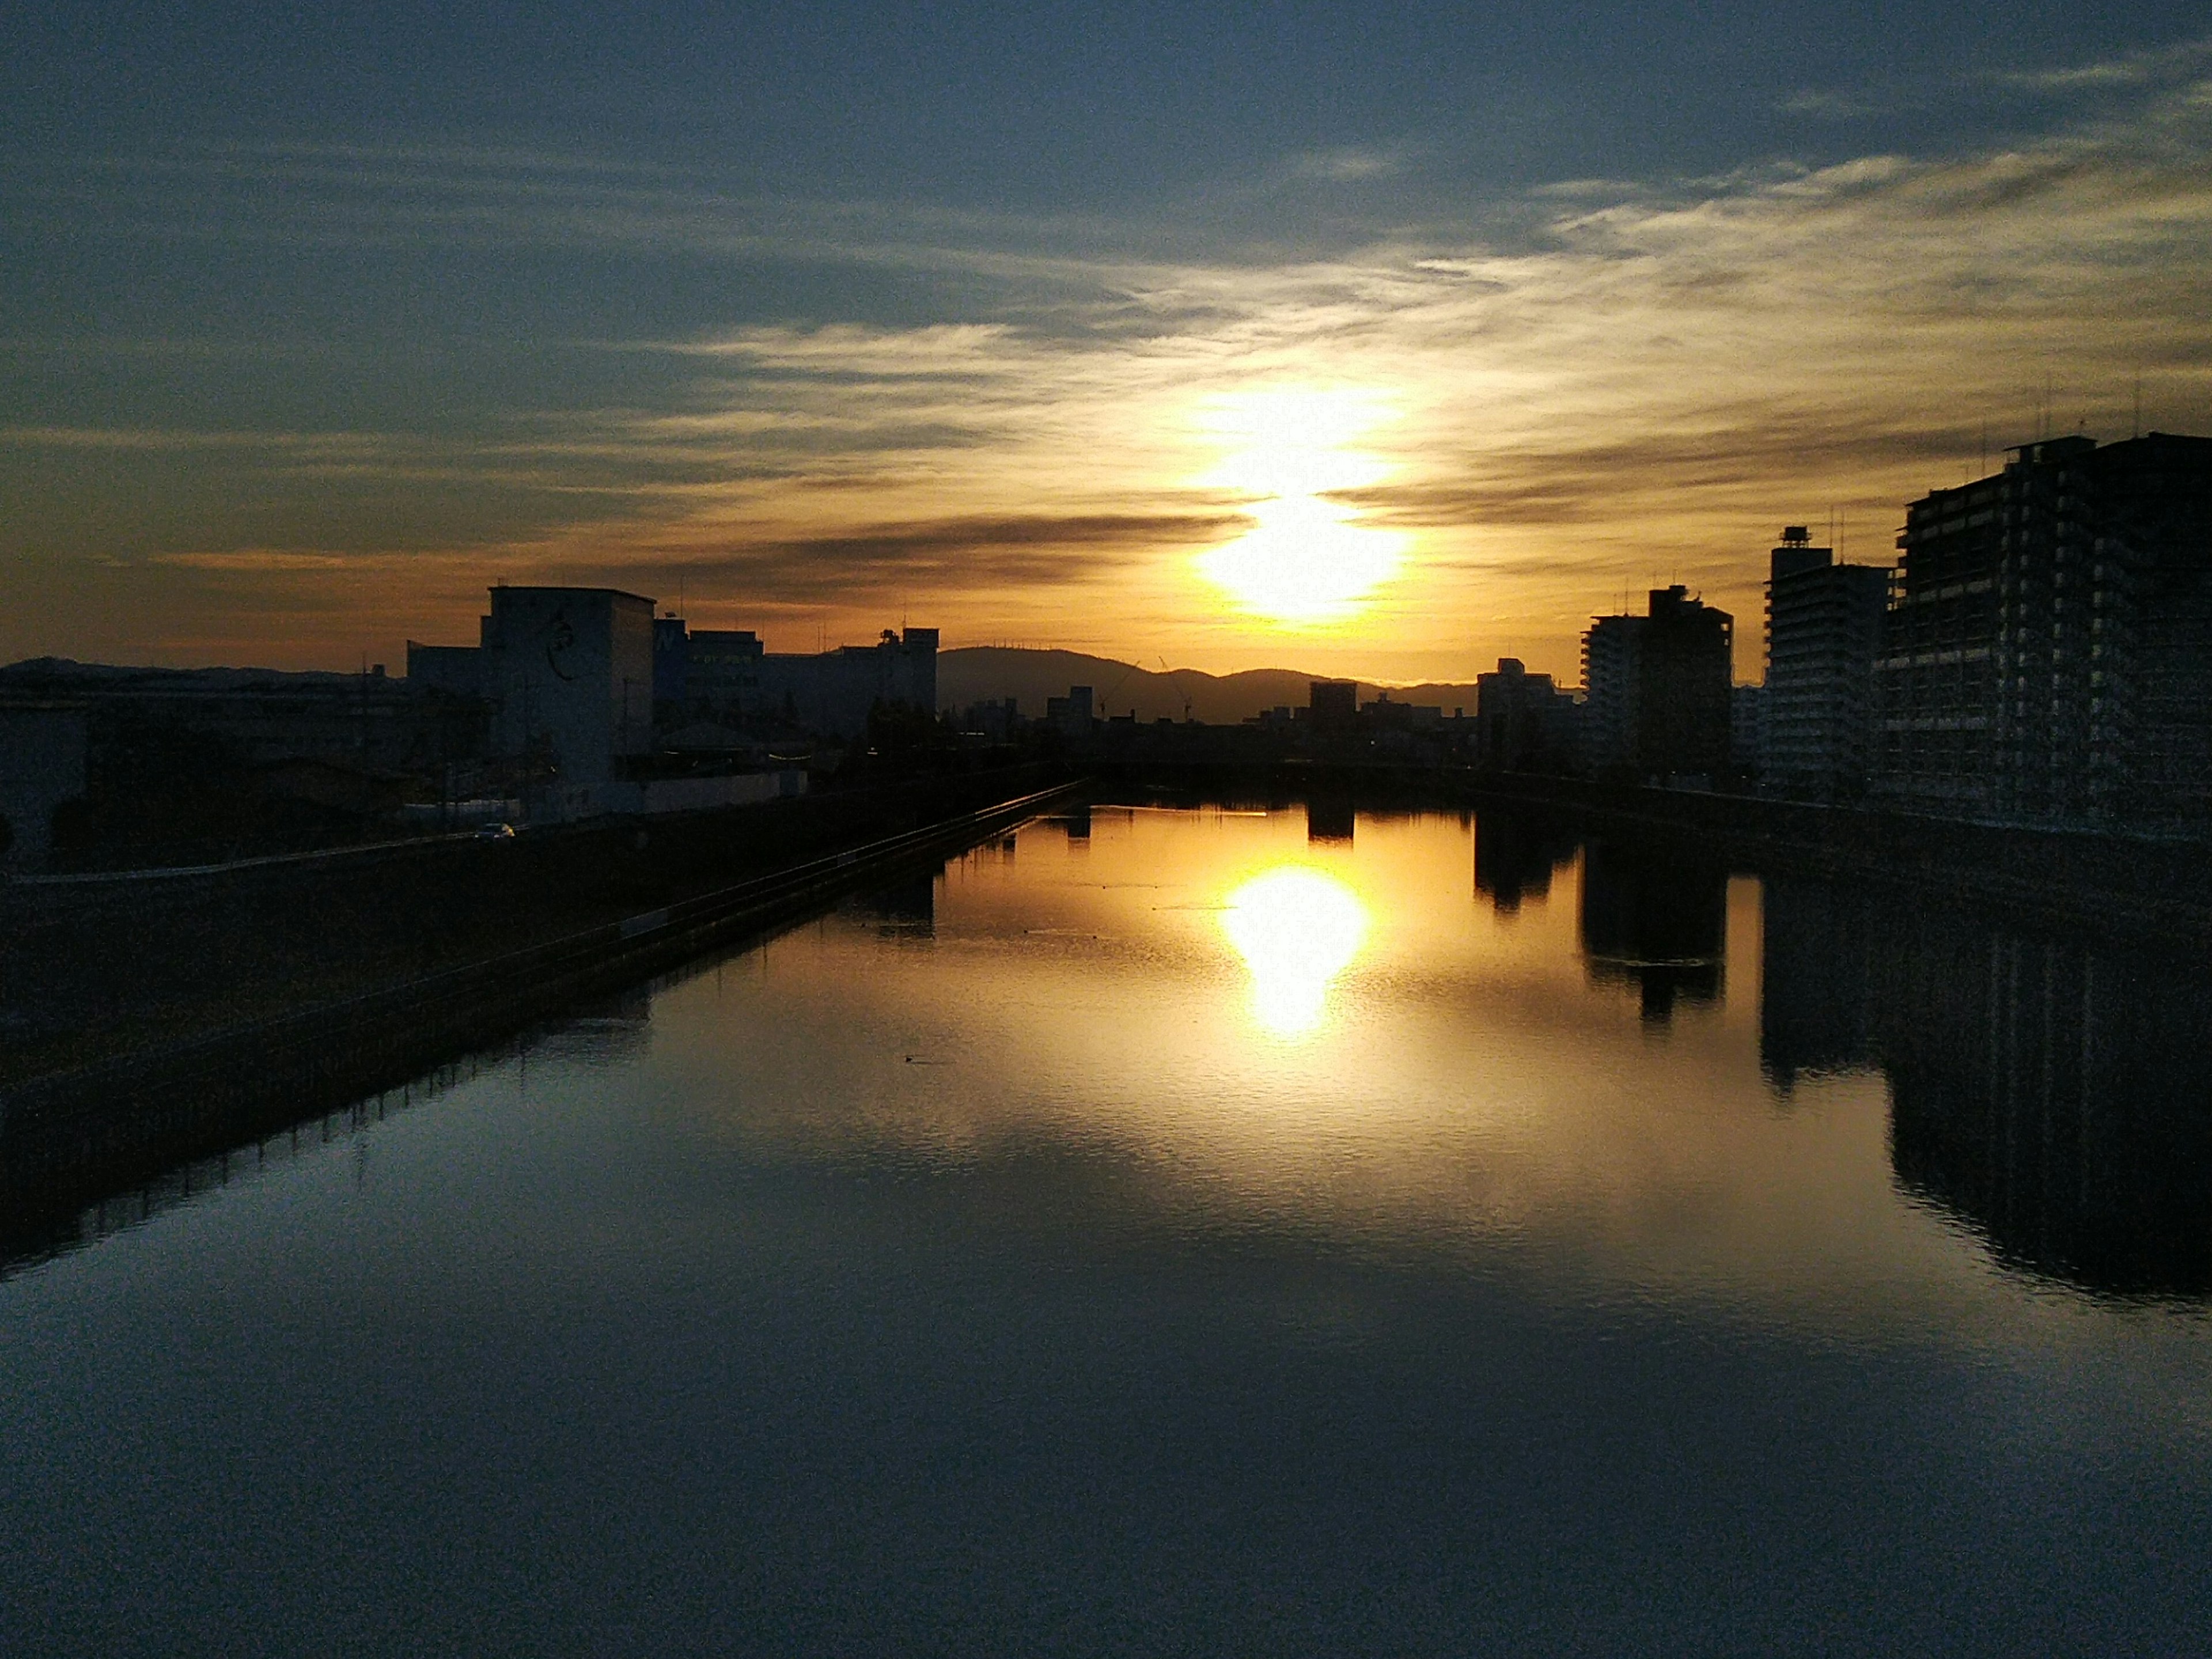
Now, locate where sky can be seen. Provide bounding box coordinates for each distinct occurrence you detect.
[5,2,2211,685]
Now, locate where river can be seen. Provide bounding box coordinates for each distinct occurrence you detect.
[5,801,2210,1654]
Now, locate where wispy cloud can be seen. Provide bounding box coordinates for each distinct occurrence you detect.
[1289,146,1405,183]
[9,73,2212,677]
[1986,38,2212,94]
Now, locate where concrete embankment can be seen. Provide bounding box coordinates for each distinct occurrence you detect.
[0,770,1077,1259]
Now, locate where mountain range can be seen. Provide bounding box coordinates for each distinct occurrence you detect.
[937,648,1486,725]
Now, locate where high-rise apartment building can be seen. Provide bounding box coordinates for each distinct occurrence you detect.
[1581,586,1734,781]
[1581,615,1642,772]
[1763,527,1891,799]
[1875,433,2212,827]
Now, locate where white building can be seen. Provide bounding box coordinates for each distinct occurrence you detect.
[481,586,655,810]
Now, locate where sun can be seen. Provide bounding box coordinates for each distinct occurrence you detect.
[1192,388,1408,626]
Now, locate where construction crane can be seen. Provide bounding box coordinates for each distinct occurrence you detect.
[1160,657,1193,721]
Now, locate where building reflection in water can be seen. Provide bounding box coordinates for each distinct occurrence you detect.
[1761,877,2212,1296]
[1305,798,1355,843]
[531,988,654,1066]
[1576,836,1728,1024]
[1472,812,1576,913]
[853,862,941,938]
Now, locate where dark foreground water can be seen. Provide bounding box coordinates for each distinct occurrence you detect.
[6,804,2212,1656]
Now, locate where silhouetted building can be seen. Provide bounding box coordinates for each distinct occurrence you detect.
[404,642,486,700]
[1730,683,1764,775]
[1875,433,2212,828]
[654,624,937,740]
[1475,658,1581,772]
[0,702,89,870]
[1581,615,1642,772]
[1763,527,1891,799]
[0,657,480,780]
[675,629,765,724]
[1582,587,1734,780]
[957,696,1021,742]
[1046,684,1094,738]
[652,615,690,716]
[756,627,938,740]
[1309,679,1358,735]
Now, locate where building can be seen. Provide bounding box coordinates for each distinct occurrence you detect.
[3,657,478,778]
[1581,587,1734,781]
[404,642,486,700]
[1762,527,1891,799]
[480,586,656,794]
[1730,684,1764,776]
[607,620,940,743]
[957,697,1022,742]
[1044,684,1094,738]
[0,702,89,870]
[1474,658,1581,772]
[1581,615,1642,772]
[1874,433,2212,827]
[1308,680,1358,735]
[652,615,690,718]
[683,630,767,723]
[753,628,939,740]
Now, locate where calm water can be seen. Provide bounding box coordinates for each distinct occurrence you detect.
[7,804,2212,1655]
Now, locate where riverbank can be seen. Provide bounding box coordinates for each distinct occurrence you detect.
[0,771,1075,1260]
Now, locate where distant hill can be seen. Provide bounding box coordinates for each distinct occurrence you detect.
[0,657,378,692]
[938,648,1484,725]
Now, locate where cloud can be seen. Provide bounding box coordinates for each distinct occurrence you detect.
[1985,39,2212,95]
[1776,89,1882,120]
[10,74,2212,677]
[1289,147,1404,183]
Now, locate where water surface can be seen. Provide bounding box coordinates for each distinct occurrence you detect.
[6,804,2210,1654]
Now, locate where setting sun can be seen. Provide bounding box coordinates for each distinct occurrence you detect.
[1192,389,1408,627]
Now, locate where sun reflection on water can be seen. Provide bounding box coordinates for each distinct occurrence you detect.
[1220,864,1370,1039]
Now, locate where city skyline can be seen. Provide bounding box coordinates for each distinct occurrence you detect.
[6,6,2212,686]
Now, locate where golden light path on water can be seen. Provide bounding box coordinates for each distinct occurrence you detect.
[1192,388,1408,626]
[1219,863,1372,1039]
